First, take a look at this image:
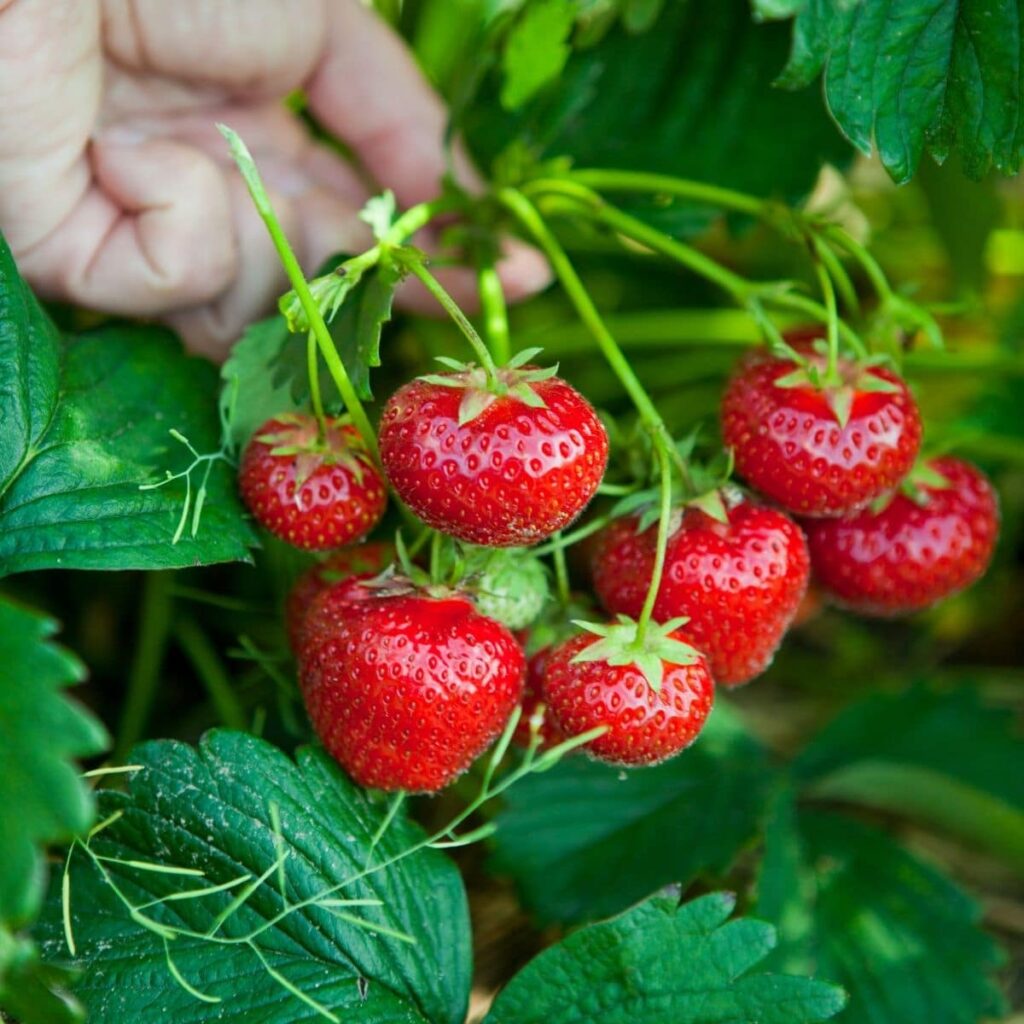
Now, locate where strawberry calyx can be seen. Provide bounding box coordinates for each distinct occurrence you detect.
[770,340,901,428]
[256,414,371,494]
[417,347,559,425]
[610,440,739,531]
[871,457,950,512]
[570,614,701,692]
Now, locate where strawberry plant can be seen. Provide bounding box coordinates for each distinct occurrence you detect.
[2,2,1024,1022]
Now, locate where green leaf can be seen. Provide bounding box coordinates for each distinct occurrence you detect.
[220,315,322,452]
[0,597,107,928]
[0,237,255,573]
[794,683,1024,872]
[756,809,1006,1024]
[490,705,774,923]
[36,731,471,1024]
[761,0,1024,183]
[330,261,401,402]
[467,0,852,234]
[500,0,577,110]
[483,890,846,1023]
[358,191,398,241]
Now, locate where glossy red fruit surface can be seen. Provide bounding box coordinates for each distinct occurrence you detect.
[591,498,809,686]
[512,647,564,750]
[298,585,525,792]
[285,542,394,650]
[378,374,608,546]
[721,348,922,517]
[803,457,999,616]
[543,632,714,766]
[239,415,386,551]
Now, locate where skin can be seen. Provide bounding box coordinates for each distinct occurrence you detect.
[0,0,549,357]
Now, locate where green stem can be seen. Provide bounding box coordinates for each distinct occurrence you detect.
[115,573,172,762]
[550,170,767,218]
[814,258,841,382]
[823,224,893,302]
[498,188,664,431]
[531,182,749,303]
[175,618,247,731]
[220,125,379,464]
[551,540,570,605]
[532,515,611,556]
[636,443,673,642]
[386,196,461,244]
[306,331,326,435]
[477,262,511,365]
[407,260,500,383]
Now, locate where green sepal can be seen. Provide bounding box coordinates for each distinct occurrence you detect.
[826,386,854,429]
[506,347,545,368]
[458,388,499,425]
[569,616,700,693]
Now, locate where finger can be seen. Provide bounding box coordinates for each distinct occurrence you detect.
[396,238,553,317]
[164,173,297,358]
[100,0,326,98]
[0,0,100,253]
[165,172,372,359]
[306,0,478,209]
[19,135,236,314]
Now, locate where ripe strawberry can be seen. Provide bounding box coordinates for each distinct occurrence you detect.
[239,414,386,551]
[543,619,714,766]
[298,581,525,792]
[803,456,999,616]
[379,361,608,546]
[285,541,394,650]
[591,493,809,686]
[512,647,564,750]
[721,346,922,516]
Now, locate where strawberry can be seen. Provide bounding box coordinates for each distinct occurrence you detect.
[298,580,525,792]
[463,547,550,631]
[721,346,922,517]
[378,359,608,546]
[591,493,809,686]
[542,619,714,766]
[802,456,999,616]
[239,414,386,551]
[285,541,394,650]
[512,647,564,750]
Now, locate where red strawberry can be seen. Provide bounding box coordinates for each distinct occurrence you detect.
[512,647,564,750]
[542,620,714,766]
[591,493,809,686]
[803,456,999,616]
[721,347,922,516]
[298,581,525,792]
[239,414,386,551]
[379,364,608,546]
[285,541,395,650]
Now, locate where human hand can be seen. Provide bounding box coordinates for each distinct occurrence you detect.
[0,0,549,357]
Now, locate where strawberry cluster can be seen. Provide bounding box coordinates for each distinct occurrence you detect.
[238,333,998,794]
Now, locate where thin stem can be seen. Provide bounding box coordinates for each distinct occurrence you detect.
[531,182,750,303]
[306,331,326,435]
[636,443,673,642]
[814,258,841,382]
[175,617,247,731]
[550,170,768,218]
[498,188,664,432]
[823,224,893,302]
[220,125,379,464]
[532,514,611,556]
[551,540,570,605]
[429,530,443,584]
[115,572,172,762]
[386,196,461,244]
[406,260,500,382]
[477,262,511,365]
